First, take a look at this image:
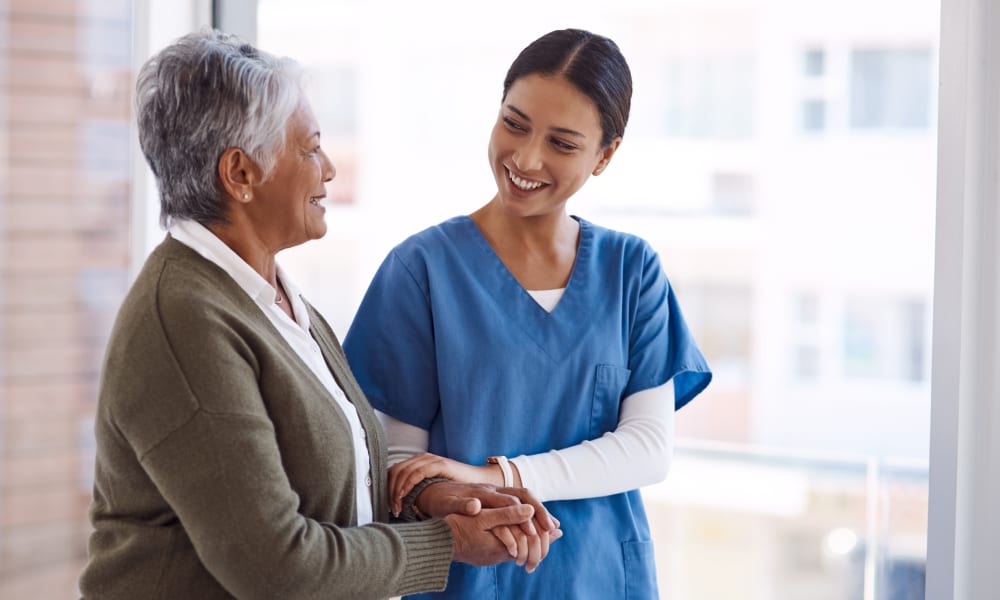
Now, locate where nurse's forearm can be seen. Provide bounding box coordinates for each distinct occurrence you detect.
[511,380,674,503]
[378,380,675,503]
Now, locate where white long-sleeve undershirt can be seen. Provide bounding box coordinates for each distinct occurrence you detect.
[377,288,675,503]
[376,382,673,503]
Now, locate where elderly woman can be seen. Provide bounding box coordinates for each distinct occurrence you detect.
[78,30,558,600]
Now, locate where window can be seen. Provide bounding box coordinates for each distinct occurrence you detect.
[681,284,753,385]
[850,48,934,130]
[1,3,135,597]
[804,48,826,77]
[0,0,957,597]
[802,98,827,132]
[257,3,938,597]
[797,293,821,324]
[844,296,928,381]
[790,292,822,380]
[664,53,756,139]
[710,172,756,215]
[794,344,821,379]
[309,66,359,205]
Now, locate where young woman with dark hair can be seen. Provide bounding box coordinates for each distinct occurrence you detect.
[345,28,712,599]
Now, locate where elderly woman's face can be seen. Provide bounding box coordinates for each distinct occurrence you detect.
[251,98,335,248]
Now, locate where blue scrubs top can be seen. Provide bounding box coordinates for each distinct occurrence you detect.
[344,216,711,599]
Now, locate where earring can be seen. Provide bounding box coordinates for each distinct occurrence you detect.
[242,192,249,200]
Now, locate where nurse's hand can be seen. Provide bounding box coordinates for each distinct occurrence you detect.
[390,453,496,515]
[416,481,559,535]
[389,452,516,516]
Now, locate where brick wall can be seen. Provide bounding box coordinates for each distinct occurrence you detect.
[0,1,133,597]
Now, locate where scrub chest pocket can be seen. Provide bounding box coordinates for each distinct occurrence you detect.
[590,364,632,437]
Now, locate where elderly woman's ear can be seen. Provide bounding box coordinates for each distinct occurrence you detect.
[217,147,258,203]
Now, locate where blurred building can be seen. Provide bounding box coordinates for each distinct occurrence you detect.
[0,1,134,597]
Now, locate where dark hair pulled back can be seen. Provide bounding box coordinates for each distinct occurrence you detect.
[502,29,632,148]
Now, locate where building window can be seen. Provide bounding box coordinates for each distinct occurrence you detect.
[791,292,822,380]
[682,284,753,384]
[797,293,821,324]
[794,345,821,379]
[664,54,755,139]
[802,99,826,132]
[311,66,358,137]
[711,172,756,215]
[803,48,825,77]
[843,297,928,381]
[850,48,933,130]
[307,66,358,205]
[901,299,927,382]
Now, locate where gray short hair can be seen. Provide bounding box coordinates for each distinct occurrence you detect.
[135,29,304,227]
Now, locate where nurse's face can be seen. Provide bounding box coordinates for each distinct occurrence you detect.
[487,73,619,219]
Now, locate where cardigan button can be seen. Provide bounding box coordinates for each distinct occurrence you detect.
[365,475,372,487]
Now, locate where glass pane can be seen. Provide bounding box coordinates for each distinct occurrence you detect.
[804,48,826,77]
[0,1,135,597]
[850,48,934,129]
[257,1,938,597]
[803,99,827,131]
[644,447,929,600]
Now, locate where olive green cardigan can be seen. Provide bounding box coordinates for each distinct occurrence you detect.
[79,236,453,599]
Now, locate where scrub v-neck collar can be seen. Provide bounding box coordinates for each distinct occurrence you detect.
[456,215,596,363]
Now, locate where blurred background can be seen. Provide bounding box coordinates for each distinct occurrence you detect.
[0,0,939,597]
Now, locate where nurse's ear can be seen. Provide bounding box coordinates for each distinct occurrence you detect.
[593,137,622,176]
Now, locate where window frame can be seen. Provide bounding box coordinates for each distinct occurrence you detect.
[925,0,1000,597]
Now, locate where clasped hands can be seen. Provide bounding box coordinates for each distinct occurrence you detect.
[398,456,562,574]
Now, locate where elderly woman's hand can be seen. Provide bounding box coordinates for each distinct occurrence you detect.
[443,505,535,567]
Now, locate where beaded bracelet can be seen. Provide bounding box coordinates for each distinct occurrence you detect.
[398,477,449,522]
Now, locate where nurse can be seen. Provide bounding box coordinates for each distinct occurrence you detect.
[344,28,712,599]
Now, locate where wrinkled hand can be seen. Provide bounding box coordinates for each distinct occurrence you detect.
[418,482,562,572]
[444,505,535,566]
[389,453,498,516]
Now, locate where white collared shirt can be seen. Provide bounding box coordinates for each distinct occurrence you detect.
[169,219,373,525]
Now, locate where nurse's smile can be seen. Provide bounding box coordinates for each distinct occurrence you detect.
[505,166,549,195]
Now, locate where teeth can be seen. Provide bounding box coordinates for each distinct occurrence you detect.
[309,197,320,205]
[508,169,544,191]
